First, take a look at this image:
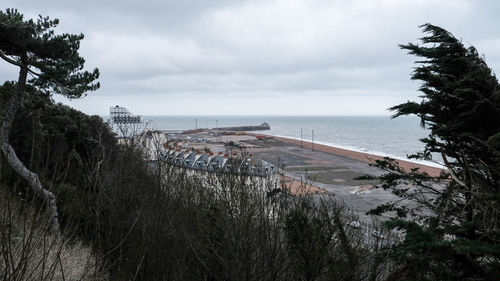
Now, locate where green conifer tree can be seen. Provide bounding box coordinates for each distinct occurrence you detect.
[0,9,99,233]
[369,24,500,280]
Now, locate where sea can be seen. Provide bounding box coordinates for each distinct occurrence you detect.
[134,115,443,168]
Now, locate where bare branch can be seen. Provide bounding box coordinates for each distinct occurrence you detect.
[441,151,466,187]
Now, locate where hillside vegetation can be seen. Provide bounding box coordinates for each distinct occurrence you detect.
[1,10,499,281]
[1,86,392,280]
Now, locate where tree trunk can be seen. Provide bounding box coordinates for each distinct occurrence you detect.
[0,62,60,234]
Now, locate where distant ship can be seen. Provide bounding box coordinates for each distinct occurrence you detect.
[108,105,148,137]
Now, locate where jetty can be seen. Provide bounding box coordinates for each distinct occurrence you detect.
[179,123,270,135]
[213,122,270,132]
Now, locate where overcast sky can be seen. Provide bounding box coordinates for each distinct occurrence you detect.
[2,0,500,116]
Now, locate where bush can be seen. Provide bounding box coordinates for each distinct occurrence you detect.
[0,189,107,281]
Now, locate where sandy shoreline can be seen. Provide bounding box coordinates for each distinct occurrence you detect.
[259,134,445,177]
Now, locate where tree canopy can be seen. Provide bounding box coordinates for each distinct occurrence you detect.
[0,8,100,233]
[370,24,500,281]
[393,24,500,170]
[0,8,99,97]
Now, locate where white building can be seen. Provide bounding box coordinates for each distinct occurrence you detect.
[108,105,149,137]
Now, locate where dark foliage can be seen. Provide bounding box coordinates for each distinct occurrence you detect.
[1,81,114,236]
[0,8,99,97]
[370,24,500,281]
[1,8,100,233]
[1,84,391,280]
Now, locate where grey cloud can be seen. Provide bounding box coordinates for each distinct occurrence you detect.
[2,0,500,115]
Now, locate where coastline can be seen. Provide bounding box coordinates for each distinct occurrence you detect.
[258,134,445,177]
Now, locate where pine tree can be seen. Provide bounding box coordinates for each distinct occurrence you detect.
[370,24,500,280]
[0,9,99,233]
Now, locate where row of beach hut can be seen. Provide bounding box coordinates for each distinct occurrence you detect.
[159,149,275,176]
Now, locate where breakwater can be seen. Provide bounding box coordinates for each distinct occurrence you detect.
[213,123,270,132]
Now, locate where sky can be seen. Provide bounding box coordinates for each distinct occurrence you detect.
[1,0,500,116]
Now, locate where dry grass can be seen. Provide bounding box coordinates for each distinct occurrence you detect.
[0,190,107,281]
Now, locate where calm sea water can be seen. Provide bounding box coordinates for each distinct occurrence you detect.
[131,115,437,165]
